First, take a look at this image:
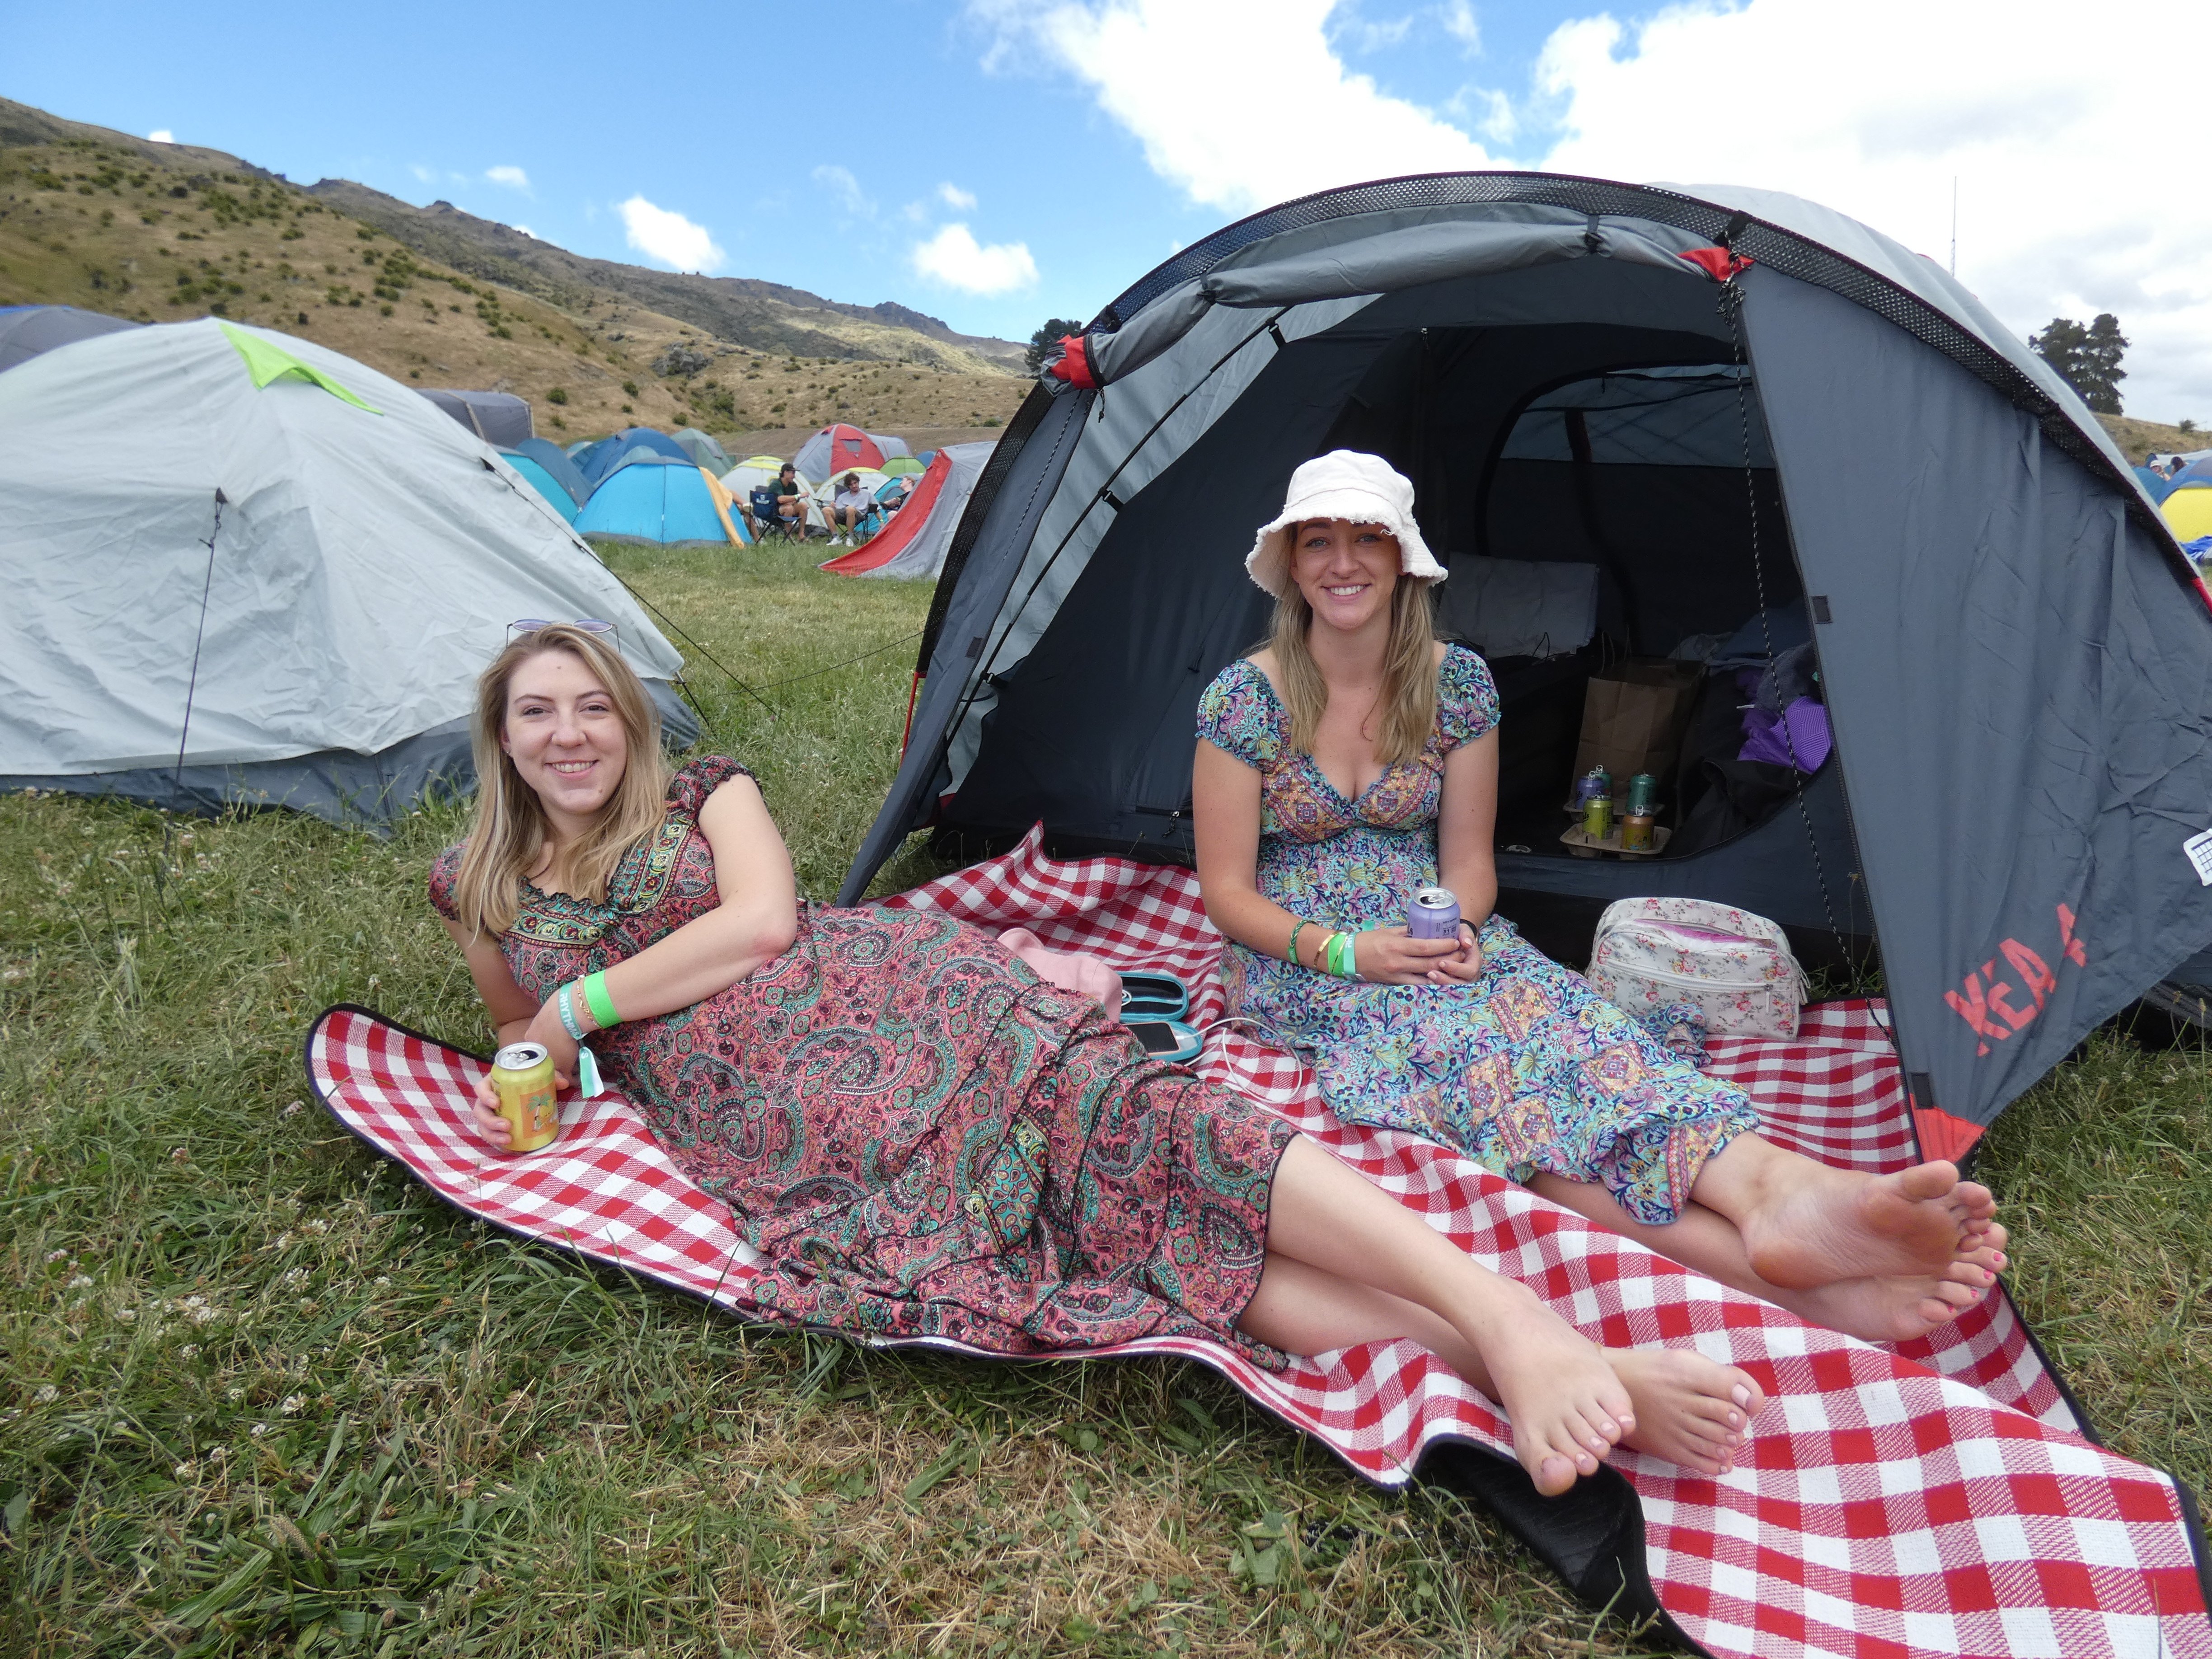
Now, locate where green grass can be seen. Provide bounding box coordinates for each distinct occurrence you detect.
[1,541,2206,1656]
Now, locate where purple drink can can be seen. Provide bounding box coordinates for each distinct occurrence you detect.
[1407,885,1461,939]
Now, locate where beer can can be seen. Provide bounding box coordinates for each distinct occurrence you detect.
[1579,766,1611,806]
[1406,885,1461,939]
[1582,791,1613,843]
[1621,811,1656,853]
[1627,773,1660,816]
[491,1042,561,1153]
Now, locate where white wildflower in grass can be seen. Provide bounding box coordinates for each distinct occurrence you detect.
[173,1461,196,1481]
[117,1308,136,1323]
[280,1394,305,1415]
[33,1383,58,1404]
[227,1387,245,1401]
[303,1219,329,1235]
[180,1296,205,1309]
[373,1277,392,1290]
[250,1421,271,1438]
[190,1306,217,1326]
[272,1233,293,1250]
[283,1100,304,1118]
[66,1274,93,1289]
[281,1268,307,1287]
[45,1249,68,1263]
[170,1147,189,1164]
[178,1345,199,1359]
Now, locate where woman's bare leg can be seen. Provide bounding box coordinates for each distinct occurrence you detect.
[1253,1137,1763,1493]
[1240,1253,1754,1476]
[1684,1134,2003,1291]
[1529,1173,2005,1344]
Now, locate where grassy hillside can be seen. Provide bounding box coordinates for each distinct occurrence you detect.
[0,104,1030,450]
[2099,412,2206,465]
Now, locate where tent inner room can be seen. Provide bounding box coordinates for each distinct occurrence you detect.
[942,258,1865,963]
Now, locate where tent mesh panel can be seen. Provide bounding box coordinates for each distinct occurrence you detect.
[1090,172,2172,555]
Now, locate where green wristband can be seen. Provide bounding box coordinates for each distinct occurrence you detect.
[1325,931,1354,978]
[1287,919,1310,967]
[581,970,621,1030]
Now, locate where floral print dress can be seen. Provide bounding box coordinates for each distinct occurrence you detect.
[430,757,1294,1364]
[1196,647,1759,1225]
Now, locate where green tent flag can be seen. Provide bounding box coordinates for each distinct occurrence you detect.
[220,322,380,413]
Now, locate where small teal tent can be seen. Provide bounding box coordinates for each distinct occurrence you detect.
[2134,465,2177,505]
[575,458,745,546]
[506,437,591,509]
[504,451,581,522]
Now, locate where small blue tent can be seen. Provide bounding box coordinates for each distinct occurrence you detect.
[577,426,693,486]
[503,452,581,522]
[506,437,591,509]
[2134,465,2177,505]
[574,458,745,546]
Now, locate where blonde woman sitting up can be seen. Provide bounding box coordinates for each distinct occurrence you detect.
[1189,452,2007,1345]
[433,622,1770,1495]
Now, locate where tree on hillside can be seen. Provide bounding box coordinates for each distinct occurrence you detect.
[1025,318,1089,377]
[2029,313,2128,413]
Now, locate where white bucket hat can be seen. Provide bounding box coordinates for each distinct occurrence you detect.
[1245,450,1447,599]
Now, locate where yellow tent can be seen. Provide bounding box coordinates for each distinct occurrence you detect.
[2162,485,2212,542]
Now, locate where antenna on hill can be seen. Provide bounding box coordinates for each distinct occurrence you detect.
[1950,177,1958,277]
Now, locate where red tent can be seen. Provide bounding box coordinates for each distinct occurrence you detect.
[819,442,991,580]
[794,422,887,479]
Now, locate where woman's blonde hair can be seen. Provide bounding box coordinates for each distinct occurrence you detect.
[450,625,669,936]
[1266,526,1439,767]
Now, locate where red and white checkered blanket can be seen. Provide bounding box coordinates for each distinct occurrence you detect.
[308,830,2210,1659]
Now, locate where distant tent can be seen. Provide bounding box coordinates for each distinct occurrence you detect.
[669,426,733,473]
[820,441,991,579]
[2173,458,2212,487]
[2163,482,2212,541]
[0,317,695,824]
[794,422,912,478]
[575,457,747,546]
[0,305,139,373]
[505,436,590,510]
[881,455,925,477]
[813,466,891,506]
[418,388,533,447]
[502,451,581,522]
[577,426,693,486]
[565,439,593,457]
[2135,465,2177,506]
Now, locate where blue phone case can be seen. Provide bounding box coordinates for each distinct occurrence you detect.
[1118,971,1190,1022]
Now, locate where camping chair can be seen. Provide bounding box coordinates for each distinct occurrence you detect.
[748,485,801,544]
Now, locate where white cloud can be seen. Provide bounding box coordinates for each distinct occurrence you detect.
[617,196,726,273]
[485,165,530,192]
[938,181,979,211]
[814,164,872,215]
[147,129,173,144]
[1439,0,1479,54]
[513,225,535,239]
[1532,1,2212,421]
[968,0,1495,216]
[911,223,1039,295]
[969,0,2212,422]
[409,164,436,183]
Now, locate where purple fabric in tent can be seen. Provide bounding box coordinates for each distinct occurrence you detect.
[1739,698,1832,771]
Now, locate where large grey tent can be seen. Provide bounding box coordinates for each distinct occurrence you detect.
[0,318,695,824]
[0,304,137,372]
[840,172,2212,1158]
[418,387,534,448]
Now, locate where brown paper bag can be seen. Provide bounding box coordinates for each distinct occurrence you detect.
[1568,657,1703,802]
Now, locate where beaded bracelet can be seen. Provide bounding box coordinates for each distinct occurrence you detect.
[1287,919,1312,967]
[581,970,621,1030]
[556,982,587,1042]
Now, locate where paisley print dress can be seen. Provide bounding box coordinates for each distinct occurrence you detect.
[430,758,1293,1365]
[1196,646,1759,1225]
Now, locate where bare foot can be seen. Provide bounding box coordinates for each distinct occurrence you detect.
[1472,1291,1637,1495]
[1784,1265,1990,1343]
[1741,1161,1994,1291]
[1608,1349,1765,1476]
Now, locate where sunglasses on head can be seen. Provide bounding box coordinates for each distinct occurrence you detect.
[509,618,619,648]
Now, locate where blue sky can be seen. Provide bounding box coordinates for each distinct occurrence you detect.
[4,1,1650,337]
[8,0,2208,418]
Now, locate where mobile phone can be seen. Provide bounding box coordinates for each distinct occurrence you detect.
[1126,1019,1202,1063]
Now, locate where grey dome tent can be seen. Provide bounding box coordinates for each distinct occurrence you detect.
[838,171,2212,1162]
[0,318,695,825]
[418,387,534,448]
[0,304,137,372]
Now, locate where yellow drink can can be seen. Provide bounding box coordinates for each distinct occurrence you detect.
[491,1042,561,1153]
